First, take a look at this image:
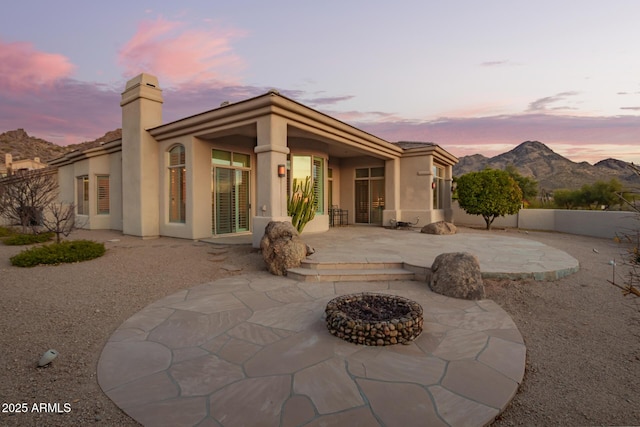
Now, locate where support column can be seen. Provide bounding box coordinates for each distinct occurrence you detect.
[444,164,454,222]
[383,157,401,227]
[426,155,434,211]
[252,115,291,247]
[120,73,163,238]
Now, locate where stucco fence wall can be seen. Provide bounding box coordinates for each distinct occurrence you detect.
[452,202,638,239]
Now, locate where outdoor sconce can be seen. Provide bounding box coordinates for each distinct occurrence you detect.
[451,182,457,192]
[432,178,437,189]
[277,164,286,177]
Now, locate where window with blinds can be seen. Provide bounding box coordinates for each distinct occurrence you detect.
[169,145,186,223]
[76,176,89,215]
[313,157,324,214]
[97,175,109,214]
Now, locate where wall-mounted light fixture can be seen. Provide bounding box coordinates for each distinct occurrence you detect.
[277,164,286,177]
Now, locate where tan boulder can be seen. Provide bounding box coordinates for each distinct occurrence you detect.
[260,221,309,276]
[421,221,457,235]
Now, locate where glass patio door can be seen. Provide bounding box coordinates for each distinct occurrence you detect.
[355,167,385,225]
[213,168,249,234]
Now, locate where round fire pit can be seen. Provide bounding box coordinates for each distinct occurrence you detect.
[325,293,423,346]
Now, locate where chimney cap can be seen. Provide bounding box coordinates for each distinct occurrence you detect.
[124,73,160,91]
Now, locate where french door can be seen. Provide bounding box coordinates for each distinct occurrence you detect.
[213,167,250,234]
[355,167,384,225]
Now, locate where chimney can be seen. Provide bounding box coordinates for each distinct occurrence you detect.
[120,73,164,237]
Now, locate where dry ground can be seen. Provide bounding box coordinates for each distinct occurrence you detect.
[0,228,638,426]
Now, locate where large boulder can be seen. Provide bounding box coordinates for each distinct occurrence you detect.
[429,252,485,300]
[260,221,309,276]
[421,221,457,235]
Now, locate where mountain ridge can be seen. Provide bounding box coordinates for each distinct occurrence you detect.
[0,128,122,165]
[453,140,639,190]
[1,130,638,191]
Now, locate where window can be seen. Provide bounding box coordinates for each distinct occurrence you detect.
[212,150,250,167]
[289,155,324,214]
[169,145,186,223]
[97,175,109,215]
[433,165,444,209]
[313,157,324,213]
[77,176,89,215]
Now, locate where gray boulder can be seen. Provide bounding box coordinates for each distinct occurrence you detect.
[421,221,457,235]
[260,221,309,276]
[430,252,485,300]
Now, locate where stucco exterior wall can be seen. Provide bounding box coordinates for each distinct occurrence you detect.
[108,151,123,231]
[57,164,75,205]
[86,154,112,230]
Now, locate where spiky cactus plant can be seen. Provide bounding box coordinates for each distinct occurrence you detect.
[287,177,316,233]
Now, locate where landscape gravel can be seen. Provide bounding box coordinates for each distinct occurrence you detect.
[0,228,638,426]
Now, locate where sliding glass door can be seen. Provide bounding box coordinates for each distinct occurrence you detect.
[213,167,250,235]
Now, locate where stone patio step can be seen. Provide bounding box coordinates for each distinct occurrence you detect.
[287,263,415,282]
[299,260,404,270]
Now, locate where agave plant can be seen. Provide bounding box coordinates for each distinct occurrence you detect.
[287,177,316,233]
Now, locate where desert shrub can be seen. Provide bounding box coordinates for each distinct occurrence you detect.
[0,226,15,238]
[3,232,54,246]
[10,240,106,267]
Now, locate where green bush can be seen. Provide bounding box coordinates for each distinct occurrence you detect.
[0,226,15,238]
[10,240,106,267]
[3,232,54,246]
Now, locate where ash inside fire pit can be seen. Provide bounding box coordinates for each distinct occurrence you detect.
[325,293,423,346]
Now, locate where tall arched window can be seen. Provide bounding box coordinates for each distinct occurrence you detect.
[168,145,186,223]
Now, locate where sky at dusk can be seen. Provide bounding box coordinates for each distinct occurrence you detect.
[1,1,639,164]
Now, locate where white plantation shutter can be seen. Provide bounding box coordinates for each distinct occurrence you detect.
[97,175,110,214]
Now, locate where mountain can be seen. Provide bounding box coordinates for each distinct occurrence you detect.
[0,128,122,166]
[2,131,638,191]
[453,141,640,191]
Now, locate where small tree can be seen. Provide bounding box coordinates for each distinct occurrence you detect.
[287,177,316,233]
[552,188,582,209]
[0,169,58,233]
[580,178,623,210]
[505,164,539,203]
[456,168,523,230]
[610,163,640,304]
[41,202,77,243]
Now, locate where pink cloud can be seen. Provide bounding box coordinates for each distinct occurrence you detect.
[118,17,246,88]
[0,39,75,93]
[0,79,120,146]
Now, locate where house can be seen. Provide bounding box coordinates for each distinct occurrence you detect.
[50,73,458,247]
[1,154,48,177]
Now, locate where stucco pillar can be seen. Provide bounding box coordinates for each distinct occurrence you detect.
[383,157,401,227]
[425,155,434,212]
[444,164,454,222]
[252,115,291,247]
[120,73,163,238]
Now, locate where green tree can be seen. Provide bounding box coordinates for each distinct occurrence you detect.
[552,189,582,209]
[504,165,539,203]
[456,169,523,230]
[580,178,623,209]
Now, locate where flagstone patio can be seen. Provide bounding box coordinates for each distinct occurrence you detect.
[98,228,580,426]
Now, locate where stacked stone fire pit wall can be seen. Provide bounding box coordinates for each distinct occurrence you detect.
[325,293,423,346]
